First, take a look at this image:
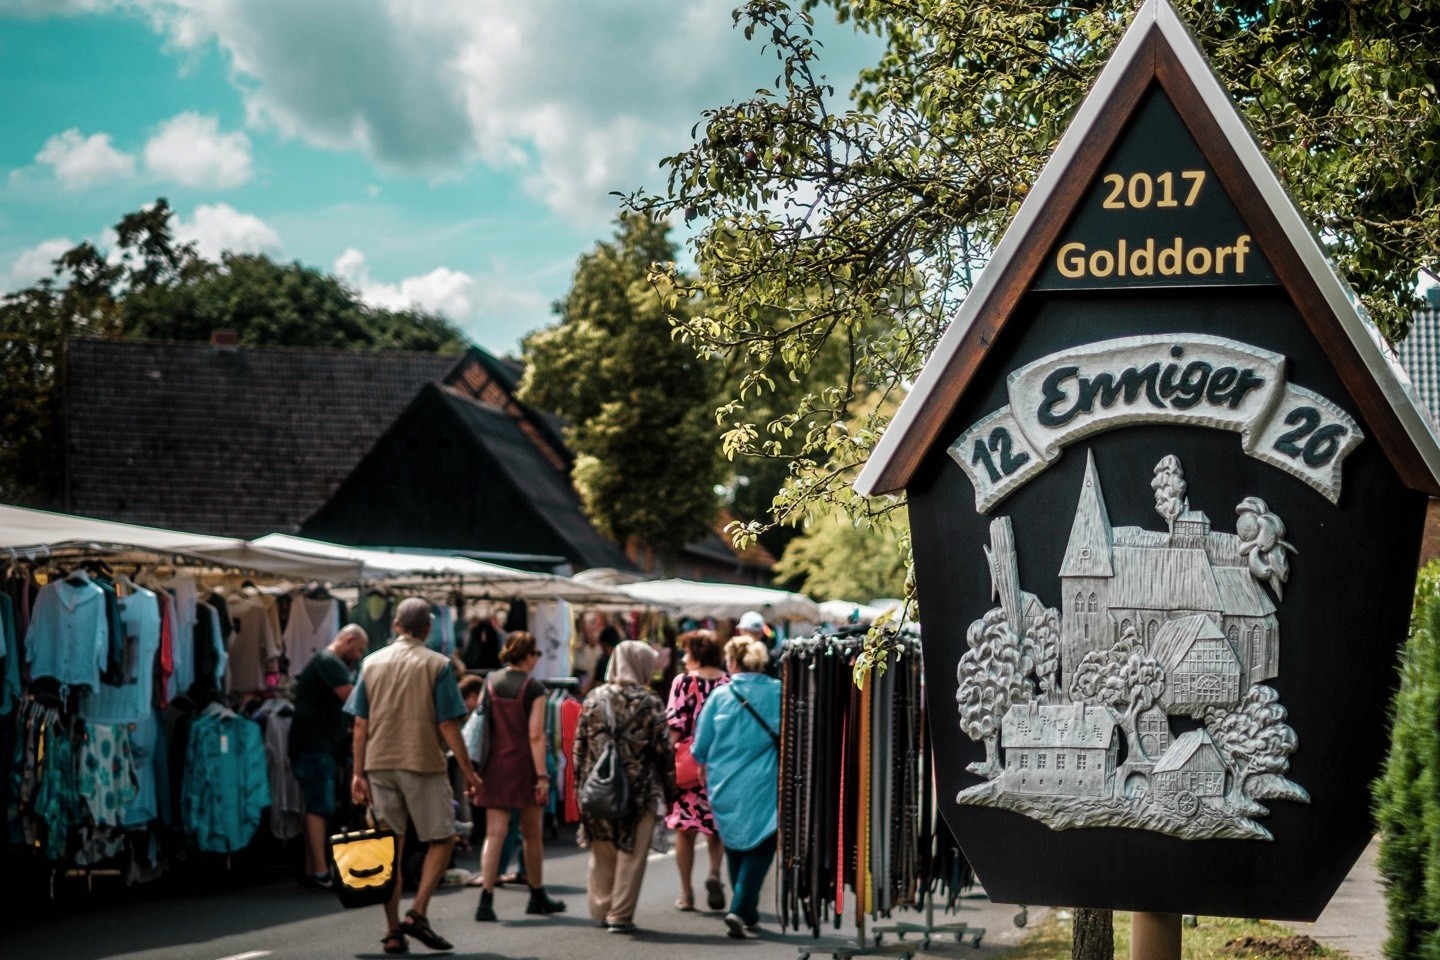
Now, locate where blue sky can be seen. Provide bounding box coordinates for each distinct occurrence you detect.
[0,0,878,356]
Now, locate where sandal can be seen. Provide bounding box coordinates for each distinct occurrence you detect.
[674,894,695,911]
[382,930,409,955]
[399,910,453,951]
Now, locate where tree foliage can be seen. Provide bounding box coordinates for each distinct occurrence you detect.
[623,0,1440,624]
[1374,560,1440,960]
[1204,684,1306,804]
[0,199,467,504]
[957,607,1033,775]
[772,509,908,600]
[520,213,724,558]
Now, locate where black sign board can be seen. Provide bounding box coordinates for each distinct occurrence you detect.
[855,0,1440,922]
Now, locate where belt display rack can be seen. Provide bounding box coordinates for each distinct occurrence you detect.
[777,630,984,960]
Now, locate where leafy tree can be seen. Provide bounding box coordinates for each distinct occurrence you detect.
[772,509,908,600]
[957,607,1034,776]
[0,199,467,504]
[1069,624,1166,758]
[1373,561,1440,960]
[1151,455,1188,529]
[1204,685,1308,814]
[520,213,724,559]
[1023,606,1062,704]
[623,0,1440,614]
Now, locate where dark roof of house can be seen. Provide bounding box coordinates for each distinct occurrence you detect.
[431,386,636,571]
[299,383,636,572]
[62,338,461,538]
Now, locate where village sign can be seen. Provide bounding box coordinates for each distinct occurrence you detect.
[855,0,1440,921]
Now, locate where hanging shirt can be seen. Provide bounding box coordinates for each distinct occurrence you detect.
[181,707,271,853]
[529,600,573,681]
[79,586,162,723]
[0,594,20,715]
[27,577,109,689]
[121,710,162,828]
[281,595,340,676]
[160,575,198,698]
[224,593,283,693]
[352,591,392,655]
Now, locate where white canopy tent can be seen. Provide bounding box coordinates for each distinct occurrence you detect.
[0,503,362,580]
[602,576,821,623]
[817,598,901,626]
[239,534,641,605]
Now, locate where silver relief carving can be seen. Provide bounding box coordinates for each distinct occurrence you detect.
[955,451,1309,841]
[947,335,1364,512]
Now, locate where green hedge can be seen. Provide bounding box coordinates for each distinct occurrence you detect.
[1374,560,1440,960]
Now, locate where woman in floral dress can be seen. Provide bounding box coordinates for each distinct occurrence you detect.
[665,629,730,912]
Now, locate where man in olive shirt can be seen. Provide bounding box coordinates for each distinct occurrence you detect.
[347,597,482,954]
[291,623,368,888]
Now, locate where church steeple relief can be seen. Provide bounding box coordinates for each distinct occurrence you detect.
[1059,450,1114,577]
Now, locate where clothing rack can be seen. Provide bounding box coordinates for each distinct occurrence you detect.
[778,631,980,960]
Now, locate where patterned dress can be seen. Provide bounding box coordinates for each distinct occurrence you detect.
[664,672,729,834]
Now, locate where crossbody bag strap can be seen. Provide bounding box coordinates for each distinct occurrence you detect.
[729,687,779,748]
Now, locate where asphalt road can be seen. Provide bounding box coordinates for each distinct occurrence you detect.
[5,826,1033,960]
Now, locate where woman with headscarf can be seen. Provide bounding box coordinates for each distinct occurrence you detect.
[691,634,782,938]
[574,640,677,933]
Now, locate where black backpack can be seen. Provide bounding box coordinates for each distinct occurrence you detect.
[579,693,633,820]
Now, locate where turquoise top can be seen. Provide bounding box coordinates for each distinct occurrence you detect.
[691,671,781,851]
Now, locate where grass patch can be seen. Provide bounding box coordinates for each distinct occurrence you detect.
[1002,912,1350,960]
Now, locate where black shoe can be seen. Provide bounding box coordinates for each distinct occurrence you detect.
[399,911,453,951]
[525,886,566,914]
[474,889,497,922]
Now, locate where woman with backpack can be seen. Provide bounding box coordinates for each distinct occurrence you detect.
[664,629,730,912]
[574,639,677,932]
[691,634,782,939]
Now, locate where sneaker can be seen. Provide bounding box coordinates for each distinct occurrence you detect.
[724,913,747,939]
[607,921,636,933]
[299,872,333,890]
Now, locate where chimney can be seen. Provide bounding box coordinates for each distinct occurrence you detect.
[210,328,239,351]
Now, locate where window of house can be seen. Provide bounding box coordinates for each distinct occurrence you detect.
[1056,754,1066,770]
[1074,592,1085,614]
[1088,593,1098,612]
[1076,754,1087,770]
[1018,754,1029,769]
[1036,754,1047,769]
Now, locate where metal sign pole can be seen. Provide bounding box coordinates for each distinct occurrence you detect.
[1131,912,1181,960]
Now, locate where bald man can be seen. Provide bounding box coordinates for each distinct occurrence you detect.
[292,623,369,888]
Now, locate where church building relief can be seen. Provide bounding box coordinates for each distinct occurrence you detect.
[956,450,1308,840]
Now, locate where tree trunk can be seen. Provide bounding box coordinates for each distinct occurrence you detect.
[1072,908,1114,960]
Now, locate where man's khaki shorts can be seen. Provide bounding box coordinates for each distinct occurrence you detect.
[367,769,455,843]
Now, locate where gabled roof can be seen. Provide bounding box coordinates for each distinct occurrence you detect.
[1002,700,1119,750]
[1111,546,1221,612]
[854,0,1440,498]
[62,338,460,538]
[301,383,636,572]
[1153,729,1227,774]
[1152,614,1233,676]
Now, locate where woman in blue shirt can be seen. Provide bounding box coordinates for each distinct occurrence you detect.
[691,634,782,939]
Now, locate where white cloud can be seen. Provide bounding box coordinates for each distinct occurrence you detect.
[173,203,280,259]
[335,247,475,320]
[121,0,875,225]
[144,112,253,188]
[34,129,135,189]
[3,237,74,289]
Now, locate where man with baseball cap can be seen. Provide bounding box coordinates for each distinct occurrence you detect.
[346,596,482,954]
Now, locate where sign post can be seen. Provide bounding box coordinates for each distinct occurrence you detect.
[857,0,1440,929]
